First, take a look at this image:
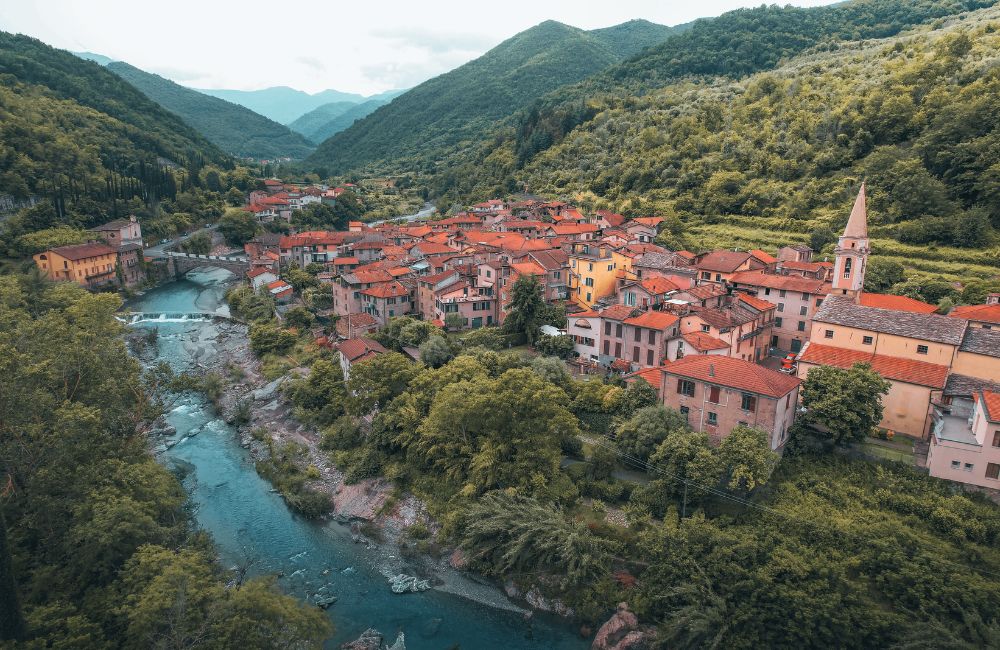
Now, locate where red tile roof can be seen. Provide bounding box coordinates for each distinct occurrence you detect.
[682,332,730,351]
[628,366,663,389]
[601,304,638,321]
[749,249,776,264]
[661,355,800,398]
[631,216,664,227]
[596,210,626,227]
[950,303,1000,325]
[49,242,117,260]
[332,257,359,265]
[624,310,679,330]
[797,342,948,389]
[361,281,409,298]
[695,250,755,273]
[981,390,1000,422]
[729,270,831,294]
[736,293,776,312]
[639,276,680,295]
[246,268,274,279]
[339,337,387,362]
[859,293,937,314]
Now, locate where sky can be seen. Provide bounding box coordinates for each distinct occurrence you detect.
[0,0,837,96]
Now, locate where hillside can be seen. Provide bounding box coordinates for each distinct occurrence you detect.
[0,32,226,211]
[293,99,390,144]
[196,86,367,124]
[106,61,314,159]
[510,8,1000,282]
[589,18,682,58]
[287,101,358,139]
[306,19,667,175]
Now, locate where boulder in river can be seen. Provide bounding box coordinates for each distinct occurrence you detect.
[591,602,651,650]
[340,628,382,650]
[388,574,431,594]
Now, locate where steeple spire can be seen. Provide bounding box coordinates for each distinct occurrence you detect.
[843,182,868,238]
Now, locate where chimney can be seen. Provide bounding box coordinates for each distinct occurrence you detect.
[708,363,715,377]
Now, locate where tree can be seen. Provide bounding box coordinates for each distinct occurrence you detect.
[283,306,315,330]
[799,363,891,445]
[952,208,992,248]
[717,425,779,492]
[504,274,545,344]
[218,209,258,247]
[283,267,318,292]
[346,352,417,414]
[530,355,571,388]
[249,323,296,356]
[616,406,690,466]
[286,359,346,426]
[0,506,25,641]
[648,431,721,506]
[534,333,574,358]
[864,259,906,293]
[419,335,454,368]
[444,313,466,331]
[461,326,505,350]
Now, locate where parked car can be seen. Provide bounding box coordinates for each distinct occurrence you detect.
[160,238,171,244]
[780,353,797,373]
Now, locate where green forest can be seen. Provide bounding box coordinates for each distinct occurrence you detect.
[107,62,316,160]
[0,274,330,647]
[305,19,677,175]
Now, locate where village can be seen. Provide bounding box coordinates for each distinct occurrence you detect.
[28,179,1000,494]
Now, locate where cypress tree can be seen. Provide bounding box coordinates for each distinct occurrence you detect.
[0,507,26,641]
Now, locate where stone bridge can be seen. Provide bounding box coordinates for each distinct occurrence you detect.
[159,251,250,277]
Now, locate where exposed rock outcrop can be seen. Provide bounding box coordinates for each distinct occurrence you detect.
[592,603,652,650]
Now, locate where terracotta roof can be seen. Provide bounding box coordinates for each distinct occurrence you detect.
[813,296,967,345]
[361,281,409,298]
[944,373,1000,398]
[639,276,680,295]
[683,284,728,301]
[950,303,1000,325]
[601,304,638,321]
[631,216,663,228]
[797,342,948,389]
[859,293,937,314]
[90,218,132,231]
[959,327,1000,358]
[526,249,569,270]
[695,250,754,273]
[628,366,663,389]
[624,310,679,330]
[736,293,776,312]
[844,183,868,238]
[596,210,626,227]
[511,261,545,277]
[246,268,274,279]
[779,260,831,273]
[336,313,379,338]
[682,332,730,351]
[980,391,1000,422]
[332,257,359,265]
[749,249,776,264]
[661,355,800,398]
[729,270,830,294]
[48,242,116,260]
[338,337,387,362]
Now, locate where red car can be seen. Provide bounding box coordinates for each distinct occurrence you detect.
[780,353,797,373]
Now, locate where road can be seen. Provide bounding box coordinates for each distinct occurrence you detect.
[369,202,436,226]
[145,223,219,258]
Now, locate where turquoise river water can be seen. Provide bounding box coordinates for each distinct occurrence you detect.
[127,269,588,649]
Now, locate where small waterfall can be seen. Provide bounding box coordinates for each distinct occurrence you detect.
[121,312,213,324]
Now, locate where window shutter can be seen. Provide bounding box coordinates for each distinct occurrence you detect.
[709,386,720,404]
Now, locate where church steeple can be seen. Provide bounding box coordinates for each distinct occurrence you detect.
[832,183,869,300]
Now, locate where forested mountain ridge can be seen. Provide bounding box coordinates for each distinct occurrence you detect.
[588,18,686,58]
[107,61,316,159]
[305,19,674,176]
[197,86,368,124]
[289,98,390,144]
[0,32,228,215]
[489,7,1000,278]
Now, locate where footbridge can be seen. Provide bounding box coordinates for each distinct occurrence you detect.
[155,251,251,277]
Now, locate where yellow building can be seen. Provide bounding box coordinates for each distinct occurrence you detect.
[33,242,119,289]
[568,242,632,308]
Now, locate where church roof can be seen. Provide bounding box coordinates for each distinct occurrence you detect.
[843,183,868,239]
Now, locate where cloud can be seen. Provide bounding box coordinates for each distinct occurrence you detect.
[295,55,327,72]
[145,65,205,82]
[371,26,497,54]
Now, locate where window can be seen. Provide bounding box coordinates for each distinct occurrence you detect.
[648,330,656,345]
[708,386,721,404]
[603,340,610,355]
[677,379,695,397]
[843,257,852,278]
[993,431,1000,448]
[588,263,593,272]
[964,463,974,472]
[553,271,560,280]
[586,293,591,302]
[701,324,710,333]
[764,288,771,296]
[779,289,787,298]
[605,321,612,336]
[775,317,783,328]
[802,293,810,300]
[486,269,492,278]
[634,328,642,342]
[862,336,873,345]
[624,292,636,306]
[799,305,807,316]
[701,271,711,280]
[607,264,613,271]
[707,411,718,425]
[615,342,622,356]
[585,277,594,287]
[616,324,623,338]
[987,463,1000,480]
[647,349,654,366]
[777,303,784,312]
[824,329,834,339]
[679,405,689,420]
[797,321,806,332]
[741,393,757,412]
[917,345,929,355]
[816,298,823,307]
[633,346,640,362]
[951,460,961,470]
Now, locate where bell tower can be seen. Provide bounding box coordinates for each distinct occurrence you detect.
[832,183,869,300]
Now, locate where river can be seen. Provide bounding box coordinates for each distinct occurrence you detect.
[126,268,589,650]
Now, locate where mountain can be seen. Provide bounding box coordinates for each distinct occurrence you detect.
[306,19,675,175]
[195,86,367,124]
[106,61,314,159]
[423,0,996,201]
[589,18,684,58]
[0,31,226,216]
[290,99,391,144]
[73,50,115,66]
[286,101,358,139]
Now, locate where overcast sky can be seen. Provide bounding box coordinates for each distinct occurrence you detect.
[1,0,837,96]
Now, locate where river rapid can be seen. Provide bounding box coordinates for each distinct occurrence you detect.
[126,268,588,650]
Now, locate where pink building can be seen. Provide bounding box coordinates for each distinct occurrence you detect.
[927,390,1000,488]
[657,355,801,449]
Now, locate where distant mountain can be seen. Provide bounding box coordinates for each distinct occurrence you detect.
[106,62,314,159]
[73,50,115,66]
[0,32,225,224]
[306,19,674,175]
[290,99,391,144]
[195,86,367,124]
[286,101,357,139]
[589,18,684,58]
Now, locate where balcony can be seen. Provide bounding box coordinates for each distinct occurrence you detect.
[931,407,980,447]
